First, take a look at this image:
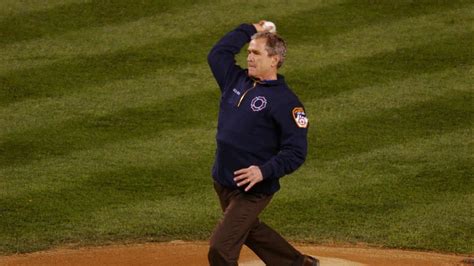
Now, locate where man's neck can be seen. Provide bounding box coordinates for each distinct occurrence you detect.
[253,72,277,81]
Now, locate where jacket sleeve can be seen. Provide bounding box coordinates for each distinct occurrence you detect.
[207,24,257,92]
[259,102,309,180]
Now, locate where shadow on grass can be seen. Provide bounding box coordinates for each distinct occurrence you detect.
[0,0,207,46]
[0,89,218,167]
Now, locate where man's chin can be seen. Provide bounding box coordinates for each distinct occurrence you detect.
[247,69,257,78]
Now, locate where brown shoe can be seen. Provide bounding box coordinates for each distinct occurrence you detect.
[302,255,320,266]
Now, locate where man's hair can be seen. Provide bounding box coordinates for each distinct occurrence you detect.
[251,32,287,68]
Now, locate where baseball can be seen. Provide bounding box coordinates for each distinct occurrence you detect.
[262,21,276,33]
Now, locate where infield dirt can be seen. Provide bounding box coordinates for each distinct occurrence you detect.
[0,241,471,266]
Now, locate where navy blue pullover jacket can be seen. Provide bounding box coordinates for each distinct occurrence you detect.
[208,24,309,195]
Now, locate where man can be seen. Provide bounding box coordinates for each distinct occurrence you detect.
[207,21,318,266]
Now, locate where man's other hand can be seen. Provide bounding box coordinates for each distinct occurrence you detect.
[234,165,264,192]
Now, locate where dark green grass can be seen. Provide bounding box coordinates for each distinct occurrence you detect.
[0,0,208,46]
[1,0,472,256]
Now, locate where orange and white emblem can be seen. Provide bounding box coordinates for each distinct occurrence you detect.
[292,107,308,128]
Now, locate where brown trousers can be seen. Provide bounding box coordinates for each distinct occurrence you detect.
[208,182,304,266]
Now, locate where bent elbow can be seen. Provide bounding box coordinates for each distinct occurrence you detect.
[207,47,220,67]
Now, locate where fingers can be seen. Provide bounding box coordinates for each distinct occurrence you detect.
[244,181,256,192]
[233,166,263,191]
[234,169,251,187]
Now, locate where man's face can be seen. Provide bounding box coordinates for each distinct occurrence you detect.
[247,38,278,80]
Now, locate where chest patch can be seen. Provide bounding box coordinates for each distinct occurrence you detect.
[292,107,308,128]
[251,96,267,112]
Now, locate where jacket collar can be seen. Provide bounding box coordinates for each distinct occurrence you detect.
[248,72,286,86]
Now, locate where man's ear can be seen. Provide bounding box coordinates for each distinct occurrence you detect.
[271,55,280,68]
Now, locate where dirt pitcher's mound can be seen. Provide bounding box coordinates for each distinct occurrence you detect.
[0,241,471,266]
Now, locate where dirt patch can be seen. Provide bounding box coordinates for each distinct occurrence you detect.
[0,241,471,266]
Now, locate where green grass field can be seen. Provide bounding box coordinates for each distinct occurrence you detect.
[1,0,472,255]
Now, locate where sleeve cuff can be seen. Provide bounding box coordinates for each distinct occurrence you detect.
[237,23,257,39]
[259,163,274,180]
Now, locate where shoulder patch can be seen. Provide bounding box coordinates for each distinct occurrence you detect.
[292,107,308,128]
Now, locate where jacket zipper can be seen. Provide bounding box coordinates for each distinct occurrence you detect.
[237,81,257,107]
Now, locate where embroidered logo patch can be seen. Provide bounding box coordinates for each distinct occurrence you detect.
[292,107,308,128]
[251,96,267,112]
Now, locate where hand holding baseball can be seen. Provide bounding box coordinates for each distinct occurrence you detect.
[254,20,277,33]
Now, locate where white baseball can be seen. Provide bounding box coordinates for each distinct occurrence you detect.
[262,21,276,33]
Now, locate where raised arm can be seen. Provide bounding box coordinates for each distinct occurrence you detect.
[207,23,265,91]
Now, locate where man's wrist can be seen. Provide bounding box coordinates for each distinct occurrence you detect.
[253,22,264,32]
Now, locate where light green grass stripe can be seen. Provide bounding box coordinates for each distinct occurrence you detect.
[0,127,215,197]
[284,5,473,69]
[271,128,472,252]
[0,0,80,18]
[1,65,469,169]
[1,1,351,107]
[2,20,470,136]
[0,86,219,168]
[0,0,214,47]
[305,66,472,124]
[311,90,471,162]
[4,8,466,135]
[287,32,471,101]
[282,127,472,195]
[381,194,473,253]
[0,64,214,136]
[85,193,219,242]
[0,0,338,73]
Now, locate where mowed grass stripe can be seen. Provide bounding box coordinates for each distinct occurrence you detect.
[269,129,472,253]
[1,65,469,169]
[0,0,208,46]
[288,5,472,68]
[309,90,471,162]
[0,127,215,197]
[1,0,342,105]
[1,4,470,136]
[0,65,213,136]
[282,128,471,202]
[0,0,80,18]
[0,0,338,73]
[0,32,211,106]
[2,66,468,195]
[2,0,468,103]
[284,128,472,199]
[285,32,471,100]
[1,34,470,167]
[1,27,469,132]
[0,89,217,167]
[1,125,216,253]
[277,0,470,44]
[306,67,472,124]
[0,162,213,253]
